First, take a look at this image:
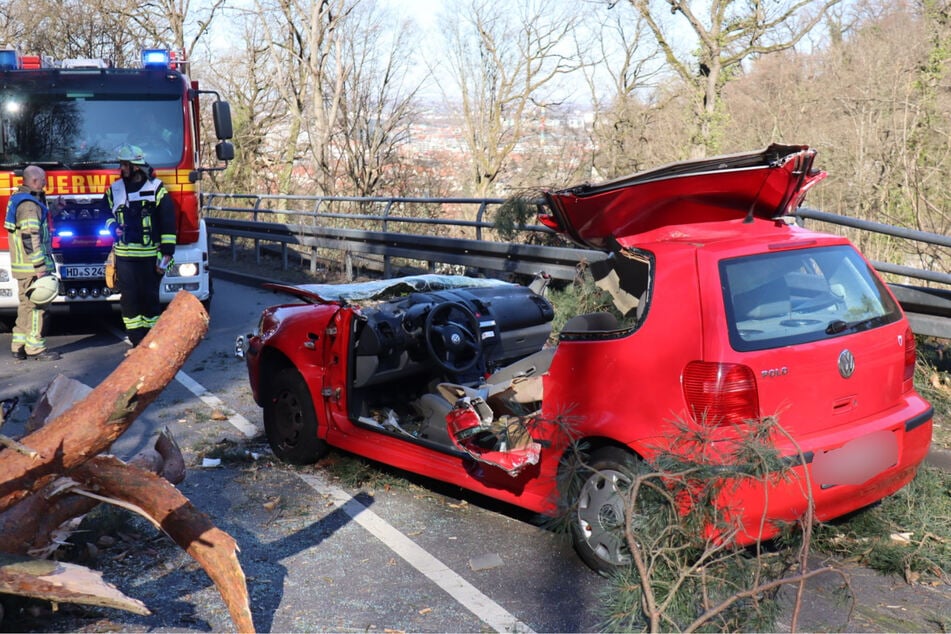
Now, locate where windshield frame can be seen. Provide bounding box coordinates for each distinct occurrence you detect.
[0,69,186,169]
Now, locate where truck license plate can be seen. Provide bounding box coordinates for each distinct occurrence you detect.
[61,264,105,279]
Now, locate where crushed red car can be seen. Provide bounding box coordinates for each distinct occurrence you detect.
[237,144,933,574]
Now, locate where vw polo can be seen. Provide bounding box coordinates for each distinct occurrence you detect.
[238,144,933,573]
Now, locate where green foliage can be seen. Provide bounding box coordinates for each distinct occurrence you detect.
[811,465,951,581]
[593,417,813,632]
[545,270,619,336]
[494,196,542,241]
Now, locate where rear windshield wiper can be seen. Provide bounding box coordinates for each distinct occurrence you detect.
[825,316,886,335]
[825,320,849,335]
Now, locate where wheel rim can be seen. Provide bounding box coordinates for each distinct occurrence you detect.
[576,468,632,566]
[272,387,305,450]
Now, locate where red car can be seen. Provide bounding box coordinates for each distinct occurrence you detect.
[237,144,933,574]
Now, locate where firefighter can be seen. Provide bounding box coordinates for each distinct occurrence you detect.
[103,145,176,346]
[3,165,61,361]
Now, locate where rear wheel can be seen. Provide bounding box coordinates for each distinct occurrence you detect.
[570,447,636,574]
[569,446,677,576]
[263,367,326,464]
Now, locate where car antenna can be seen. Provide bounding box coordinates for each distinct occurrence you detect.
[744,172,772,223]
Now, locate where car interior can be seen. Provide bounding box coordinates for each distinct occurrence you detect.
[343,253,654,456]
[346,281,556,450]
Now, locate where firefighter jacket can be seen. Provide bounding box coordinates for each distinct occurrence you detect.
[4,187,54,279]
[104,175,176,259]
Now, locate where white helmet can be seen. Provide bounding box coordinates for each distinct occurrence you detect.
[27,275,59,307]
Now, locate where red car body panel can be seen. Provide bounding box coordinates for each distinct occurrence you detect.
[542,144,826,249]
[243,144,933,552]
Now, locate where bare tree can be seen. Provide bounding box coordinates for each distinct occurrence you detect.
[251,0,354,196]
[629,0,843,158]
[195,22,289,195]
[0,0,140,63]
[579,2,674,178]
[1,0,226,66]
[719,0,951,274]
[440,0,582,196]
[334,3,424,197]
[249,0,422,197]
[131,0,228,59]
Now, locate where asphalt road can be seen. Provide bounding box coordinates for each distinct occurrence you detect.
[1,277,948,633]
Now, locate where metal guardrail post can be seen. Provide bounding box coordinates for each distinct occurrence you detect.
[382,200,394,278]
[253,196,264,265]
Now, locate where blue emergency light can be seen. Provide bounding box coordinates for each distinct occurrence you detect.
[141,49,171,68]
[0,49,21,70]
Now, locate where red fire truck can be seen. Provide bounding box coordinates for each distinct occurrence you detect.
[0,47,233,315]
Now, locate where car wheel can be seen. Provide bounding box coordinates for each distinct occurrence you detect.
[570,447,677,576]
[263,367,326,465]
[569,446,641,575]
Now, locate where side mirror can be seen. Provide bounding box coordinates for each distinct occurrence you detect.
[212,100,233,140]
[215,141,235,162]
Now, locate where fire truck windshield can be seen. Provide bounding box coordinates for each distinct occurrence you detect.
[0,91,184,169]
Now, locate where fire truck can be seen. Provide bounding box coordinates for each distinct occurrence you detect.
[0,47,233,315]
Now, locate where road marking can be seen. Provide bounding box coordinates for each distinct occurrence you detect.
[297,471,535,634]
[174,370,259,437]
[107,324,258,438]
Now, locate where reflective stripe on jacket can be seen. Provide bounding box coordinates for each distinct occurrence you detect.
[5,189,54,277]
[105,176,176,259]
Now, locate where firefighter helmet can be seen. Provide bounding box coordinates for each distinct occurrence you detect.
[27,275,59,307]
[115,144,148,165]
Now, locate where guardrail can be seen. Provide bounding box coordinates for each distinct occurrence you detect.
[202,193,951,338]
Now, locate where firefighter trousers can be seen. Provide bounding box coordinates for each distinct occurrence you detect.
[12,276,47,355]
[116,255,163,346]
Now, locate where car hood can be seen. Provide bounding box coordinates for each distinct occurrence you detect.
[263,274,513,305]
[542,143,827,250]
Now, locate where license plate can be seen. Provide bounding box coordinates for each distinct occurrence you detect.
[60,264,105,279]
[812,430,898,487]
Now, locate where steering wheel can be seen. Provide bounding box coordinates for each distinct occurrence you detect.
[423,301,482,373]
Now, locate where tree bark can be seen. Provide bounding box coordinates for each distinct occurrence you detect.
[0,427,187,556]
[70,456,254,633]
[0,553,150,615]
[0,291,208,512]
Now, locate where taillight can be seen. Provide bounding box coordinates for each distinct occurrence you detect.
[537,213,561,231]
[903,327,916,390]
[682,361,760,426]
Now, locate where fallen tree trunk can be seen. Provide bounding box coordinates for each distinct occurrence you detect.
[0,291,208,512]
[0,553,149,615]
[0,427,186,556]
[70,456,254,633]
[0,292,255,632]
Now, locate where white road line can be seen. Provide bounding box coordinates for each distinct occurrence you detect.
[107,324,258,438]
[297,471,536,634]
[174,370,259,437]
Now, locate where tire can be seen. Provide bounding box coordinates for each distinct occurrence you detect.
[569,446,640,575]
[263,367,326,465]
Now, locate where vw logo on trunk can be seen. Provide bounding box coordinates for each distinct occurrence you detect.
[838,349,855,378]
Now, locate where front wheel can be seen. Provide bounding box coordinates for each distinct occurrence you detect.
[263,367,326,464]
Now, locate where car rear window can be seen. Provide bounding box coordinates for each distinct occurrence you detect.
[720,245,902,352]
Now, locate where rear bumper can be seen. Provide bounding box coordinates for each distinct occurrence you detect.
[729,401,934,543]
